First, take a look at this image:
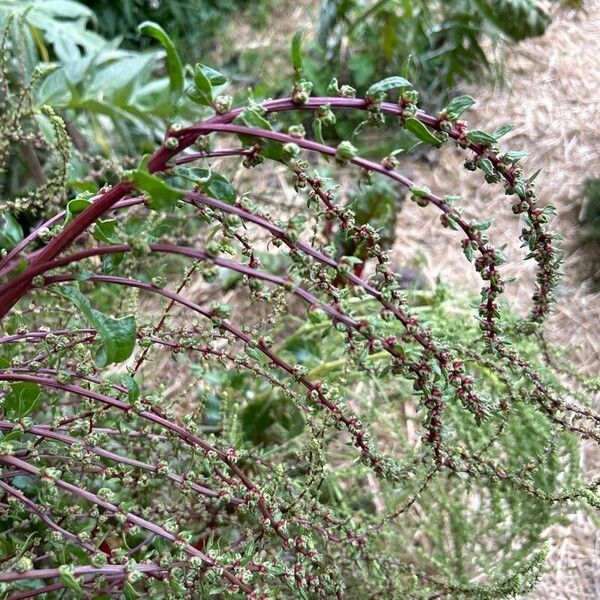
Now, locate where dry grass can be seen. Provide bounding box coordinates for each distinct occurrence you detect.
[394,1,600,375]
[390,2,600,597]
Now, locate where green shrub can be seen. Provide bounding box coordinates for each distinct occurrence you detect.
[312,0,551,106]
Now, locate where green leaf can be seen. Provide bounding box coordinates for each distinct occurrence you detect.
[444,95,475,118]
[191,64,213,106]
[466,130,497,146]
[291,29,304,73]
[123,580,139,600]
[235,106,284,161]
[192,169,237,204]
[0,430,22,444]
[187,64,229,107]
[111,374,140,403]
[197,64,228,87]
[403,117,441,147]
[57,285,136,367]
[129,170,183,210]
[504,151,528,163]
[3,383,42,420]
[492,124,513,139]
[245,347,263,362]
[138,21,184,105]
[471,219,492,231]
[64,196,92,224]
[366,76,412,99]
[0,211,23,250]
[313,118,324,144]
[58,567,83,596]
[478,158,495,177]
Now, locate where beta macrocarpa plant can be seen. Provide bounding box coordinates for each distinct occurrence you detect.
[0,24,599,600]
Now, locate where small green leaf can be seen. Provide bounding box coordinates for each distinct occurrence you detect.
[478,158,495,177]
[0,430,22,444]
[366,76,412,99]
[410,185,430,198]
[57,285,136,367]
[197,64,228,87]
[3,383,42,420]
[466,130,497,146]
[58,566,83,596]
[193,64,213,99]
[313,118,324,144]
[235,106,284,161]
[245,346,263,362]
[492,124,513,139]
[463,243,474,262]
[0,211,24,250]
[291,29,304,73]
[236,105,271,130]
[123,580,139,600]
[64,197,92,224]
[404,117,441,147]
[129,170,183,210]
[138,21,184,105]
[504,151,528,163]
[193,169,237,204]
[471,219,492,231]
[444,95,475,118]
[111,374,140,403]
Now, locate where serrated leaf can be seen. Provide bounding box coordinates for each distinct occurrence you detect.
[478,158,495,177]
[492,124,513,139]
[466,130,497,145]
[444,95,475,117]
[504,151,528,162]
[57,285,136,367]
[366,76,412,99]
[404,117,441,147]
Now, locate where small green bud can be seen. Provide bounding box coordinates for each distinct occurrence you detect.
[164,137,179,150]
[335,141,358,162]
[283,143,300,158]
[213,94,233,114]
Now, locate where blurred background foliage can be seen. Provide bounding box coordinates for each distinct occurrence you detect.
[0,0,555,234]
[311,0,551,106]
[81,0,270,64]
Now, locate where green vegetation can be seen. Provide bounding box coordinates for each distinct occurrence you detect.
[0,3,597,599]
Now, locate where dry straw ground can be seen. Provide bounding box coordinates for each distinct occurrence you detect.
[397,3,600,597]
